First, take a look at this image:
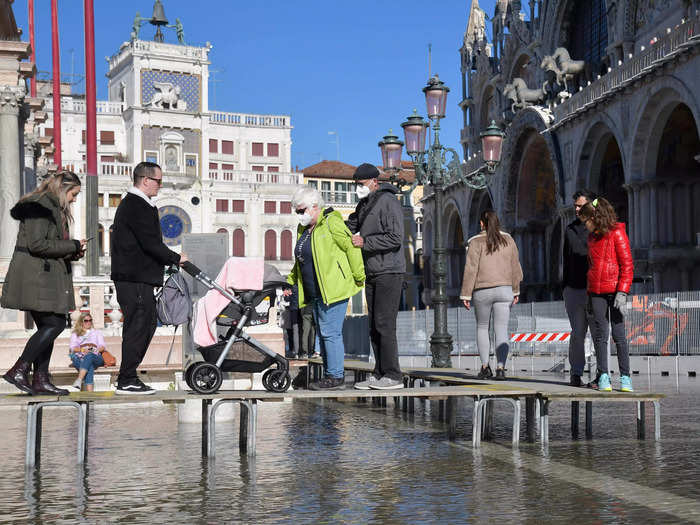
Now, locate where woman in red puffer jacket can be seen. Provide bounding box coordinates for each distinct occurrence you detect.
[578,198,634,393]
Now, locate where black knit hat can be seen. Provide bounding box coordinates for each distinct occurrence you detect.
[353,163,380,180]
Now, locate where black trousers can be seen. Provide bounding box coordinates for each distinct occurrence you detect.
[115,281,157,383]
[21,311,67,373]
[300,304,316,356]
[365,273,403,381]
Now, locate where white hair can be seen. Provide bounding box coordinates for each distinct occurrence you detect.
[291,185,324,210]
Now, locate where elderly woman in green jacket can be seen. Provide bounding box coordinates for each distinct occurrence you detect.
[1,171,86,395]
[286,186,365,390]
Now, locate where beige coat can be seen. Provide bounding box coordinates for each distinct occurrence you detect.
[459,231,523,300]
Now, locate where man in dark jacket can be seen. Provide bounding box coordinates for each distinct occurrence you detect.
[111,162,187,394]
[563,189,595,387]
[347,163,405,390]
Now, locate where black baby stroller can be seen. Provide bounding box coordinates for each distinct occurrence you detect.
[181,260,292,394]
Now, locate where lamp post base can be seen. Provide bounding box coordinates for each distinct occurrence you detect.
[430,335,453,368]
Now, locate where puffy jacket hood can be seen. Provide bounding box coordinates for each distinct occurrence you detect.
[10,193,59,221]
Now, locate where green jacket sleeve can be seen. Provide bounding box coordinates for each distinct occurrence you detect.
[328,215,365,283]
[24,216,80,259]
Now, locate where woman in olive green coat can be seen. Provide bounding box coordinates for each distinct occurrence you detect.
[1,171,86,395]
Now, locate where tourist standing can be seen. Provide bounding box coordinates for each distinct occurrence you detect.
[1,171,86,395]
[348,163,406,391]
[68,312,107,392]
[286,186,365,390]
[460,210,523,380]
[578,198,634,392]
[110,162,187,395]
[562,189,596,387]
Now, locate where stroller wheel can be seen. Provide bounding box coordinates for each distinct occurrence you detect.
[184,363,198,390]
[263,369,291,393]
[190,362,223,394]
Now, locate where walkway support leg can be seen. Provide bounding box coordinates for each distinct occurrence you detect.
[526,397,536,443]
[201,399,211,458]
[637,401,646,439]
[447,397,457,440]
[571,401,580,439]
[585,401,593,439]
[653,400,661,441]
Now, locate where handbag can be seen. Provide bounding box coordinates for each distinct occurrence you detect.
[101,349,117,367]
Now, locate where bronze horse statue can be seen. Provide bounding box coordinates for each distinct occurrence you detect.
[541,47,587,93]
[503,77,547,112]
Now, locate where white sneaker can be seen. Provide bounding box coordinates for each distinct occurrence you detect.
[67,378,82,392]
[368,376,404,390]
[354,375,380,390]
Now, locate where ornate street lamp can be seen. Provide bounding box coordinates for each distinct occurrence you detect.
[380,74,505,368]
[378,129,407,191]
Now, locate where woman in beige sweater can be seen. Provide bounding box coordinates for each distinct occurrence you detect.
[460,210,523,380]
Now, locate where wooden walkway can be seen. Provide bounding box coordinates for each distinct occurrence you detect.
[1,368,664,468]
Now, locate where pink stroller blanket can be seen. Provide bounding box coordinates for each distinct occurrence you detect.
[193,256,264,347]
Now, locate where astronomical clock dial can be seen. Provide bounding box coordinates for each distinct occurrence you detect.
[158,205,192,246]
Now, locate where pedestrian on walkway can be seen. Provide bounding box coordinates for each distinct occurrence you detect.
[110,161,188,395]
[1,171,86,395]
[68,312,107,392]
[578,198,634,392]
[460,209,523,381]
[286,186,365,390]
[348,163,406,391]
[563,189,596,387]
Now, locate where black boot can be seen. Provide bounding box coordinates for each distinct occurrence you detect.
[32,371,69,395]
[3,360,34,394]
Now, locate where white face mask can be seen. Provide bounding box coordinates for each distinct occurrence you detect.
[356,184,371,199]
[298,211,312,227]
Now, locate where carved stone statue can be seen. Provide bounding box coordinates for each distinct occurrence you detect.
[503,77,546,111]
[148,82,187,110]
[540,48,587,93]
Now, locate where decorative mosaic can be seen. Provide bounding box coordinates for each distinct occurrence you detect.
[140,70,201,112]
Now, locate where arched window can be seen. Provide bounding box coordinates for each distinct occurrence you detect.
[264,229,276,260]
[280,230,293,260]
[232,228,245,257]
[98,224,104,256]
[567,0,608,75]
[216,228,229,255]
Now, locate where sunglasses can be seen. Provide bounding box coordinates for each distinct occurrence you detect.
[295,208,307,215]
[147,176,163,186]
[84,318,93,323]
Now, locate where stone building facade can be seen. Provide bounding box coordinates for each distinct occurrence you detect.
[421,0,700,304]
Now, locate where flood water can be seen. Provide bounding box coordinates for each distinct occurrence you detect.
[2,374,700,524]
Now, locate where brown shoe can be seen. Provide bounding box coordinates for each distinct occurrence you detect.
[2,360,34,394]
[32,371,69,396]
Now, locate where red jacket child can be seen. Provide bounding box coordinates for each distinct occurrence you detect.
[587,222,634,295]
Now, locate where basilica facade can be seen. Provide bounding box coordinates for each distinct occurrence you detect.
[421,0,700,304]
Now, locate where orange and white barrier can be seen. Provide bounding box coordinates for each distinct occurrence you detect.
[510,332,571,343]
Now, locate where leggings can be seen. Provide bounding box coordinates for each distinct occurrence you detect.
[472,286,513,367]
[588,293,630,376]
[20,311,67,373]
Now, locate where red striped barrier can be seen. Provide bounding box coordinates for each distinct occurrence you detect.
[510,332,571,343]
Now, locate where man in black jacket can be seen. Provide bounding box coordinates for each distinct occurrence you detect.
[563,189,595,387]
[347,163,405,390]
[111,162,187,394]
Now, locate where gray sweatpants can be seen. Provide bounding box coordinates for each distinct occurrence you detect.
[563,286,589,376]
[472,286,514,367]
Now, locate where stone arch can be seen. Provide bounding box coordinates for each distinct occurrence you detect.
[499,107,565,229]
[576,118,627,222]
[445,200,465,304]
[629,77,700,181]
[478,84,498,137]
[467,189,494,238]
[507,52,536,86]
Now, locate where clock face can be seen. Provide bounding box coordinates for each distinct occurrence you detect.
[158,205,192,246]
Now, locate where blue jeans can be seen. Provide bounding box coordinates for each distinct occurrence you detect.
[70,352,105,385]
[311,298,348,379]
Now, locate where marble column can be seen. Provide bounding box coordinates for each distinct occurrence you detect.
[0,86,25,267]
[649,184,658,246]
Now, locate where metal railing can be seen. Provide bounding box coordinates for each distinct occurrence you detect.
[393,290,700,359]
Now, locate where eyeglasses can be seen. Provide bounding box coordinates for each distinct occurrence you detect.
[295,208,307,215]
[147,176,163,186]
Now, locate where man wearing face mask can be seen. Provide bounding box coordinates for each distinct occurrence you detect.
[347,163,405,390]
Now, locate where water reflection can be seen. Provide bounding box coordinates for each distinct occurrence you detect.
[0,376,699,523]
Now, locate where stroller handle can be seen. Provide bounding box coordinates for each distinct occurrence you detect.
[181,261,202,277]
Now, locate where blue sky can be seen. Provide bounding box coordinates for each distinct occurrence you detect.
[13,0,498,170]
